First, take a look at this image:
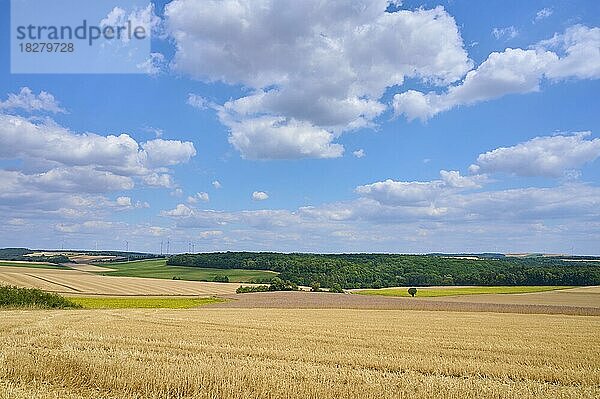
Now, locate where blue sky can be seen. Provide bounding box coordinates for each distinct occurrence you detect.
[0,0,599,254]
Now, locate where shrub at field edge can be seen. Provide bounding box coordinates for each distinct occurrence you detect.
[0,285,82,309]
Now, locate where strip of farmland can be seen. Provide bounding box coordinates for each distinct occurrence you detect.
[0,266,240,296]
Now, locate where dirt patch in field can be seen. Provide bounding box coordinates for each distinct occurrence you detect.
[209,291,600,316]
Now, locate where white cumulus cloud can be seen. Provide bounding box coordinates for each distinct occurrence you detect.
[0,87,65,113]
[223,115,344,160]
[534,8,553,22]
[353,149,366,158]
[393,25,600,121]
[492,26,519,40]
[538,25,600,80]
[115,196,133,207]
[393,48,557,121]
[142,138,196,167]
[355,170,485,207]
[469,132,600,177]
[252,191,269,201]
[187,192,210,204]
[187,93,210,110]
[136,52,166,75]
[166,0,472,159]
[0,114,196,192]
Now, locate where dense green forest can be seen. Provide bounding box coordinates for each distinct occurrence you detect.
[168,252,600,289]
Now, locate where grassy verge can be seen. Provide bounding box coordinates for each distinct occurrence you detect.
[0,261,68,269]
[69,296,225,309]
[98,258,277,283]
[354,286,574,298]
[0,285,81,309]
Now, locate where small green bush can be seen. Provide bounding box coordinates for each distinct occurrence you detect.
[237,277,299,294]
[236,285,270,294]
[0,285,82,309]
[269,277,297,291]
[329,283,344,293]
[408,287,418,297]
[310,281,321,292]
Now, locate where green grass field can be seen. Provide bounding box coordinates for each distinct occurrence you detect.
[0,261,67,269]
[69,296,224,309]
[99,258,277,283]
[354,286,574,297]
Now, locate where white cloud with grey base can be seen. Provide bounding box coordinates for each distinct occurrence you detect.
[166,0,472,159]
[469,132,600,177]
[252,191,269,201]
[393,25,600,121]
[0,113,196,192]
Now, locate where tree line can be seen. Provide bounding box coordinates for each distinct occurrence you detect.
[167,252,600,289]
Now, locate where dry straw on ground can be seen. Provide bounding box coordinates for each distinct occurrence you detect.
[1,308,598,398]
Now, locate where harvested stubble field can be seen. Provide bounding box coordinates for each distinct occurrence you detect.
[0,261,66,269]
[66,263,115,272]
[0,308,598,399]
[423,285,600,307]
[0,266,241,296]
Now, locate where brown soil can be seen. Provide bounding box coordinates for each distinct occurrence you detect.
[209,291,600,316]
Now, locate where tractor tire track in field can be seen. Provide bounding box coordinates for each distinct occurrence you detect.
[24,274,82,293]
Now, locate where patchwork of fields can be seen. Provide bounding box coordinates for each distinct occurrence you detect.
[1,308,598,399]
[1,262,599,312]
[1,258,599,398]
[98,258,277,282]
[0,266,241,296]
[0,259,277,296]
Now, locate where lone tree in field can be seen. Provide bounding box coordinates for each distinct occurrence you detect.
[408,287,417,297]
